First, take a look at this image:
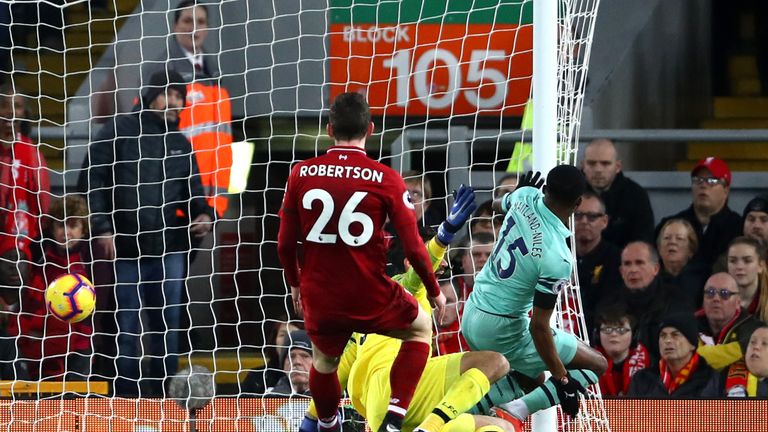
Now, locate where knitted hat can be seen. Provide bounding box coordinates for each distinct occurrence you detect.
[658,313,699,348]
[743,194,768,220]
[142,70,187,106]
[278,329,313,367]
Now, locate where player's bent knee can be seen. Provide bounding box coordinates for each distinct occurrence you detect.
[312,349,341,374]
[405,307,433,342]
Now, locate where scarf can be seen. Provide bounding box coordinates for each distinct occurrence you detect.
[659,352,700,394]
[724,362,761,397]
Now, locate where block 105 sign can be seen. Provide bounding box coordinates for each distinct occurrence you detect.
[329,24,532,117]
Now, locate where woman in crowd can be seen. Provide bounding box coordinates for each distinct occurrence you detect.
[726,236,768,322]
[656,218,708,309]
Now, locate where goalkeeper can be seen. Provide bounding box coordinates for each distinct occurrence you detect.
[300,185,599,432]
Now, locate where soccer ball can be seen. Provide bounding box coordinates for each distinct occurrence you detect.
[45,273,96,323]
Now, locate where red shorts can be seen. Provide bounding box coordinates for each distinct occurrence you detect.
[304,286,420,357]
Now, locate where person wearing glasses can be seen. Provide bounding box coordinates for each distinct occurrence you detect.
[575,191,622,336]
[593,304,649,397]
[656,218,709,309]
[696,272,763,372]
[628,313,714,398]
[656,157,742,272]
[581,139,654,248]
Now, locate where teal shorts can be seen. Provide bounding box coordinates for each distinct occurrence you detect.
[461,298,579,379]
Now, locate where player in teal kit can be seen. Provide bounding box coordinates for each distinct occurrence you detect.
[461,166,607,421]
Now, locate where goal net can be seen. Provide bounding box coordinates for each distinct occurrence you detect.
[0,0,604,430]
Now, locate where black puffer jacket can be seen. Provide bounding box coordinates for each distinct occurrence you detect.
[80,110,214,258]
[627,356,715,398]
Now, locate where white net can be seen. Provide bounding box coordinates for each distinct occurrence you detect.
[0,0,603,430]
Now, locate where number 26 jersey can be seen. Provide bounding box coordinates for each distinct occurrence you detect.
[278,145,439,320]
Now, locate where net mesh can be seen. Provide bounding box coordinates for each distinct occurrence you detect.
[0,0,604,430]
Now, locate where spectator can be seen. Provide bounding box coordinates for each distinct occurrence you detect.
[703,326,768,398]
[0,90,49,257]
[581,139,654,247]
[243,315,304,394]
[11,195,92,380]
[267,329,313,397]
[81,70,215,397]
[656,218,708,308]
[575,191,621,335]
[742,194,768,247]
[402,170,442,227]
[438,232,495,354]
[593,304,649,397]
[611,241,687,362]
[726,237,768,323]
[656,157,742,272]
[628,314,714,398]
[494,173,518,199]
[696,272,762,371]
[469,200,503,237]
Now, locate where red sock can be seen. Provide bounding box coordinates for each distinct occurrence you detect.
[309,365,342,421]
[388,340,430,416]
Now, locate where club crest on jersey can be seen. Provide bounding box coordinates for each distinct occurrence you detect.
[553,279,570,295]
[403,191,415,210]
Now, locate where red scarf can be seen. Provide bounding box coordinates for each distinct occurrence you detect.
[598,343,650,396]
[724,361,761,397]
[659,352,700,394]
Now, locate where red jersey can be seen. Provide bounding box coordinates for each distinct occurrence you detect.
[0,139,50,259]
[278,145,440,325]
[9,245,92,378]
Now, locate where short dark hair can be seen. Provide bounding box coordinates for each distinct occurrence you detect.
[595,303,636,329]
[580,190,605,213]
[329,92,371,141]
[450,231,496,269]
[546,164,587,207]
[174,0,208,24]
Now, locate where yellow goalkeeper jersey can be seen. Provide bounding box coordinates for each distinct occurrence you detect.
[309,238,446,419]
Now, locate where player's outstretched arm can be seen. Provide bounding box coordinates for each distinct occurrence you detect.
[492,171,544,213]
[436,184,477,247]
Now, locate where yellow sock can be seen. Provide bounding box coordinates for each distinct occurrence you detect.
[475,426,503,432]
[417,368,491,432]
[436,368,491,419]
[442,413,475,432]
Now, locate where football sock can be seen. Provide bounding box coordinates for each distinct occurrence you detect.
[388,340,431,416]
[421,367,491,432]
[476,426,504,432]
[497,369,598,417]
[309,365,342,421]
[441,413,475,432]
[469,372,526,415]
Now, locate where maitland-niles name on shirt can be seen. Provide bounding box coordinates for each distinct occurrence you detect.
[299,164,384,183]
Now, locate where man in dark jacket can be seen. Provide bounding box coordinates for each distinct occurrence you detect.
[82,69,215,397]
[656,157,742,272]
[581,139,655,248]
[628,314,714,398]
[266,330,313,397]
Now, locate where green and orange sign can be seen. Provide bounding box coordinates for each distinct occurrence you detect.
[329,0,533,116]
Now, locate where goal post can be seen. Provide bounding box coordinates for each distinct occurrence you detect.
[2,0,604,430]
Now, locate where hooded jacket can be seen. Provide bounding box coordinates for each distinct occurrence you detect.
[81,108,214,258]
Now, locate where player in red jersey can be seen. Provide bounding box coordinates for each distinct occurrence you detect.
[278,92,446,432]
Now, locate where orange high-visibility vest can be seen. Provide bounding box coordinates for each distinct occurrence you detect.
[179,81,233,218]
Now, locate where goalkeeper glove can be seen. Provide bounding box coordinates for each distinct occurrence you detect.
[515,171,545,191]
[437,184,477,245]
[550,373,587,418]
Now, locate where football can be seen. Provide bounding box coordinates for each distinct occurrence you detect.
[45,273,96,323]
